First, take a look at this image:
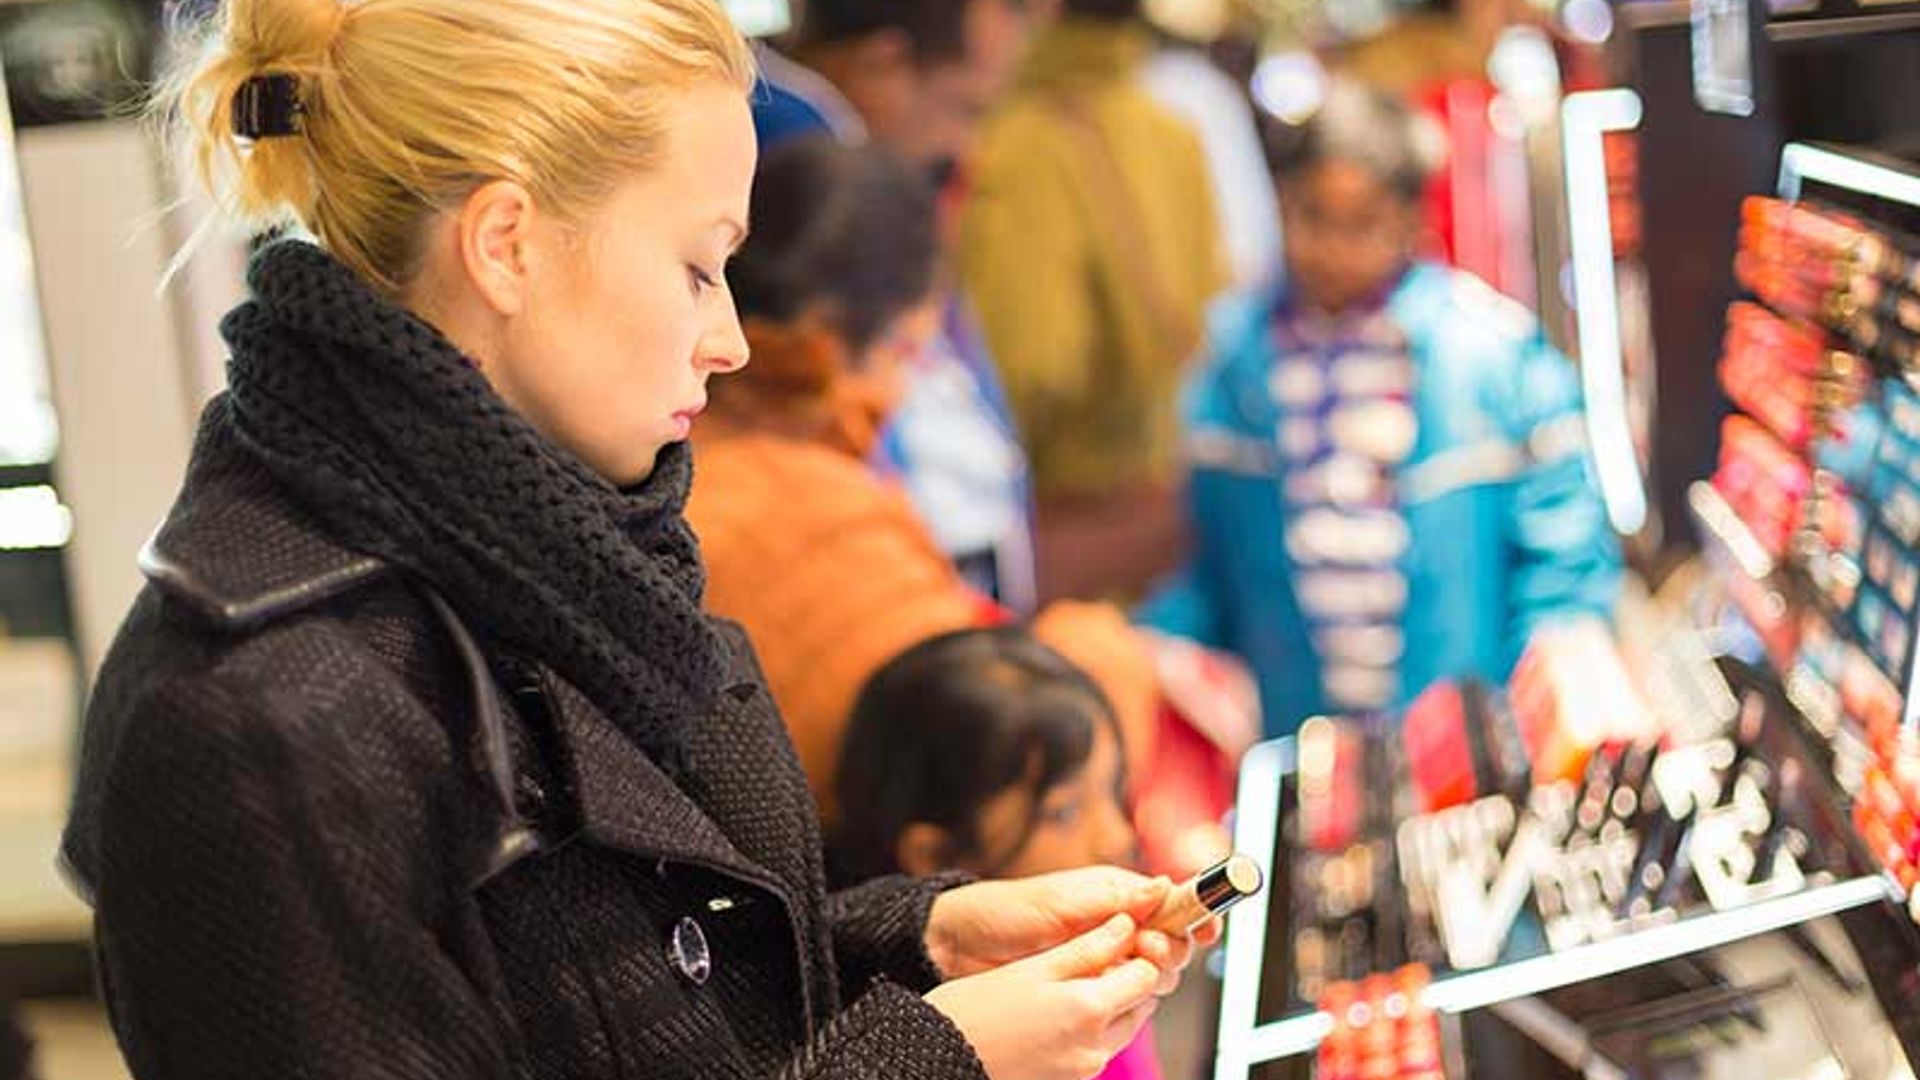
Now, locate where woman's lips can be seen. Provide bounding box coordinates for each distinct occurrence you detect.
[669,401,705,439]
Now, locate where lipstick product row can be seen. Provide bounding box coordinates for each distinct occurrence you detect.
[1712,196,1920,925]
[1315,966,1444,1080]
[1739,197,1920,376]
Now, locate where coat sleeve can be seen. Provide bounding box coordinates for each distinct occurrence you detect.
[84,664,991,1080]
[1494,335,1624,666]
[824,871,974,996]
[776,981,988,1080]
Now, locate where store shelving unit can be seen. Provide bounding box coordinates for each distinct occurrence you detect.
[1211,736,1906,1078]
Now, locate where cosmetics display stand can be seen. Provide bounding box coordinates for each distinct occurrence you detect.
[1207,122,1920,1080]
[1212,731,1917,1080]
[1210,654,1920,1078]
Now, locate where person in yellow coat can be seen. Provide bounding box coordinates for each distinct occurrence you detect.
[959,0,1226,604]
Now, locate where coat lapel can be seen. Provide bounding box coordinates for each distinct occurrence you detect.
[540,671,777,890]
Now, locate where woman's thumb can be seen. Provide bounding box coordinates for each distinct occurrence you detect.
[1031,867,1170,928]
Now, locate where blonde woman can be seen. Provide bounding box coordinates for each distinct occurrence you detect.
[59,1,1204,1078]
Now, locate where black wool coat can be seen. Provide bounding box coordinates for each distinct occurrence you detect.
[61,423,989,1080]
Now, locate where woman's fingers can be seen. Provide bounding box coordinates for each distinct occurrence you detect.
[1084,956,1161,1018]
[1132,930,1192,996]
[1038,914,1139,980]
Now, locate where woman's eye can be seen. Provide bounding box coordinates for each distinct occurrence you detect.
[688,265,719,294]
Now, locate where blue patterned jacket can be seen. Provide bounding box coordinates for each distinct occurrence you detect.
[1141,264,1622,737]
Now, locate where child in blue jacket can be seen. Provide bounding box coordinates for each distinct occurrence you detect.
[1142,81,1621,738]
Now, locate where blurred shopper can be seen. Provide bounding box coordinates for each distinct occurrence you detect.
[1142,82,1620,738]
[755,0,1044,611]
[688,138,1159,823]
[1140,29,1280,294]
[830,627,1164,1080]
[60,1,1200,1076]
[960,0,1226,603]
[752,0,1029,172]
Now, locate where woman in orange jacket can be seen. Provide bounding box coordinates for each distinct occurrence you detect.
[687,138,1162,826]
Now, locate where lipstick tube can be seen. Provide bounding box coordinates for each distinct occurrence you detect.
[1146,854,1265,935]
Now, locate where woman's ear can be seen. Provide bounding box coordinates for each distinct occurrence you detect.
[896,822,957,877]
[457,179,540,318]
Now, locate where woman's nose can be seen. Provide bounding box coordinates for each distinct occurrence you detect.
[699,302,750,374]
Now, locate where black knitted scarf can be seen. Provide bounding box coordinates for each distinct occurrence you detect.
[221,240,728,768]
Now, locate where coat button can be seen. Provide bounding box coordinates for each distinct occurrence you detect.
[669,917,712,986]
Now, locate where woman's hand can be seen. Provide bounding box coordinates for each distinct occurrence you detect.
[926,914,1163,1080]
[926,867,1166,979]
[927,866,1222,988]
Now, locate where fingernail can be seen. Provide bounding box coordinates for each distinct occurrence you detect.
[1107,913,1134,937]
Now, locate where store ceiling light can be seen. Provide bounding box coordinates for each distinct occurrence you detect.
[1562,0,1615,44]
[720,0,790,38]
[1146,0,1230,42]
[1251,51,1327,126]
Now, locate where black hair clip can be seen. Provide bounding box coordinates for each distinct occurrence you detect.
[232,73,303,139]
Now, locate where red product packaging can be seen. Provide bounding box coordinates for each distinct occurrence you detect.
[1864,765,1916,840]
[1395,965,1433,997]
[1742,197,1870,263]
[1402,680,1525,813]
[1736,250,1833,323]
[1719,350,1817,450]
[1744,196,1920,294]
[1318,966,1442,1080]
[1717,302,1867,454]
[1402,682,1475,813]
[1889,745,1920,822]
[1712,416,1813,557]
[1840,647,1902,742]
[1725,301,1830,374]
[1508,622,1659,785]
[1853,799,1917,889]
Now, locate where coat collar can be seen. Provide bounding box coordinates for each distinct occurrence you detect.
[144,401,810,904]
[140,401,390,630]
